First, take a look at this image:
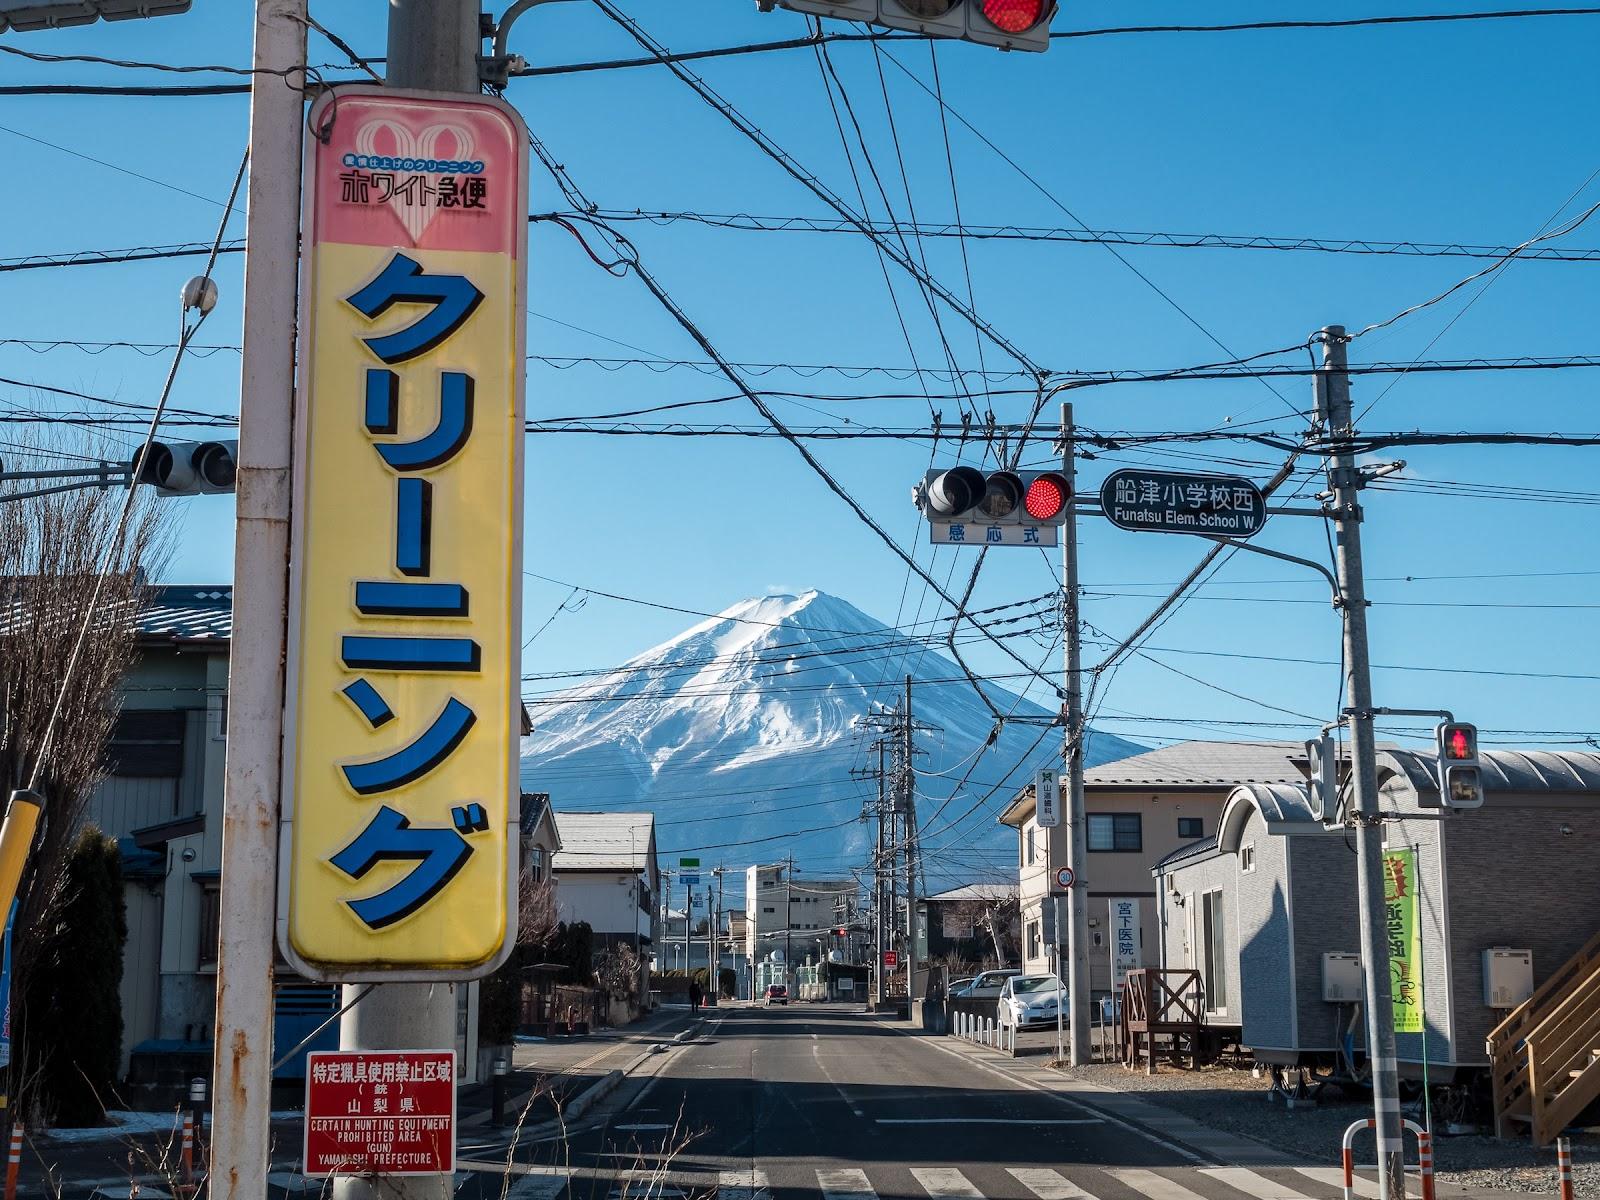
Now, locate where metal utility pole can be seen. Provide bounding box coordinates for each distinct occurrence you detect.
[875,740,886,1006]
[713,866,726,997]
[209,5,305,1200]
[334,11,482,1200]
[683,876,693,979]
[1061,404,1091,1065]
[1316,327,1404,1200]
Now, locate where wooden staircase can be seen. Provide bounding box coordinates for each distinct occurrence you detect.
[1487,928,1600,1144]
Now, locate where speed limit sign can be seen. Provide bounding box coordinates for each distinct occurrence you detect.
[1054,866,1074,891]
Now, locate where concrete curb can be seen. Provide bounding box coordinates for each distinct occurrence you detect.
[564,1068,624,1121]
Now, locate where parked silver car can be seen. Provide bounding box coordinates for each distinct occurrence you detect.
[952,968,1021,999]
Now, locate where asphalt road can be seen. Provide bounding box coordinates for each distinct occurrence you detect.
[458,1004,1405,1200]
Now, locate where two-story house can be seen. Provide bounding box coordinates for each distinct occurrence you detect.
[551,811,659,1005]
[999,741,1307,999]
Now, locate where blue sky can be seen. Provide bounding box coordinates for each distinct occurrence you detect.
[3,1,1599,760]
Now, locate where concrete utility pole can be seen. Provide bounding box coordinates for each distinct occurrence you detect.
[713,866,726,997]
[902,675,919,1005]
[784,854,795,988]
[874,739,886,1006]
[335,10,483,1200]
[208,5,306,1200]
[1061,403,1091,1065]
[1315,327,1404,1200]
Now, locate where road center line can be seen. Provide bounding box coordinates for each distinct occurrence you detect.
[810,1040,866,1119]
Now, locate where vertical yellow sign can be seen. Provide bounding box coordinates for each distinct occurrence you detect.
[279,88,527,980]
[1383,848,1424,1034]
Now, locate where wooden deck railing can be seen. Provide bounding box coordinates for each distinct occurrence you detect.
[1487,928,1600,1143]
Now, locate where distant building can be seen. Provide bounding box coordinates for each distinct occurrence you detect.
[923,883,1017,968]
[551,811,659,1001]
[744,862,859,989]
[1000,741,1307,995]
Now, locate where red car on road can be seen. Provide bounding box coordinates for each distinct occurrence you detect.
[764,984,788,1005]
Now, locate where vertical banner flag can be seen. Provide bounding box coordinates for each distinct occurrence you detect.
[280,87,529,980]
[0,899,14,1107]
[1109,898,1140,988]
[1382,848,1424,1033]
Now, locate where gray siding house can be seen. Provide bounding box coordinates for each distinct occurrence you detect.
[1152,749,1600,1078]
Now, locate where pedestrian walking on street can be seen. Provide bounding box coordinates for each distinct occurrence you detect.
[689,978,702,1012]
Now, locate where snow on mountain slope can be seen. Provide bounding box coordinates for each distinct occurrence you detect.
[520,591,1143,886]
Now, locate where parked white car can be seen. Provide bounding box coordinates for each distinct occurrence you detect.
[952,969,1021,999]
[997,974,1065,1030]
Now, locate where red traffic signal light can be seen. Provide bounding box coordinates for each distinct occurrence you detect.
[977,0,1047,32]
[1024,473,1069,521]
[1440,724,1476,761]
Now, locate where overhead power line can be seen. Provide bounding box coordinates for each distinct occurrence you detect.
[566,209,1600,263]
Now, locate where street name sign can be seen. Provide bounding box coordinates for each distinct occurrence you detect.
[1035,768,1060,828]
[304,1050,456,1176]
[280,87,529,980]
[1099,468,1265,538]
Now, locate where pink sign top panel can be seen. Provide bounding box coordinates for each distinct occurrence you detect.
[309,89,525,257]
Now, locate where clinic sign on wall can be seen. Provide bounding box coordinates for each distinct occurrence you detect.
[280,87,528,980]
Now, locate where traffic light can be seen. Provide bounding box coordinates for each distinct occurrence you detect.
[917,467,1071,525]
[1434,721,1484,810]
[130,439,238,495]
[767,0,1056,52]
[1304,734,1339,823]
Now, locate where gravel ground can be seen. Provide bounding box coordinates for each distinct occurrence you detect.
[1047,1060,1597,1194]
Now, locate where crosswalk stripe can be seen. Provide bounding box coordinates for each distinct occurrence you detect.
[1199,1169,1319,1200]
[1106,1168,1211,1200]
[1295,1169,1380,1200]
[910,1167,984,1200]
[719,1168,772,1200]
[818,1168,877,1200]
[506,1173,571,1200]
[1007,1167,1102,1200]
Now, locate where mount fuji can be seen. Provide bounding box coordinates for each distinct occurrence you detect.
[519,590,1143,887]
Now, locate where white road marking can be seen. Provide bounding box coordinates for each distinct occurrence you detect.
[718,1167,771,1200]
[1296,1169,1381,1199]
[1106,1168,1211,1200]
[1006,1168,1101,1200]
[505,1171,573,1200]
[818,1167,878,1200]
[811,1042,866,1118]
[1200,1169,1319,1200]
[876,1118,1100,1125]
[909,1167,984,1200]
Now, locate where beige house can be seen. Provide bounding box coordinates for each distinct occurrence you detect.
[998,741,1307,998]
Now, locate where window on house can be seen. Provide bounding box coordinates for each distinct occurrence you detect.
[1202,889,1227,1013]
[107,710,186,777]
[1087,813,1142,852]
[1026,920,1041,960]
[198,882,220,967]
[1026,825,1036,865]
[527,845,546,885]
[763,906,776,914]
[1240,843,1255,873]
[1178,817,1204,839]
